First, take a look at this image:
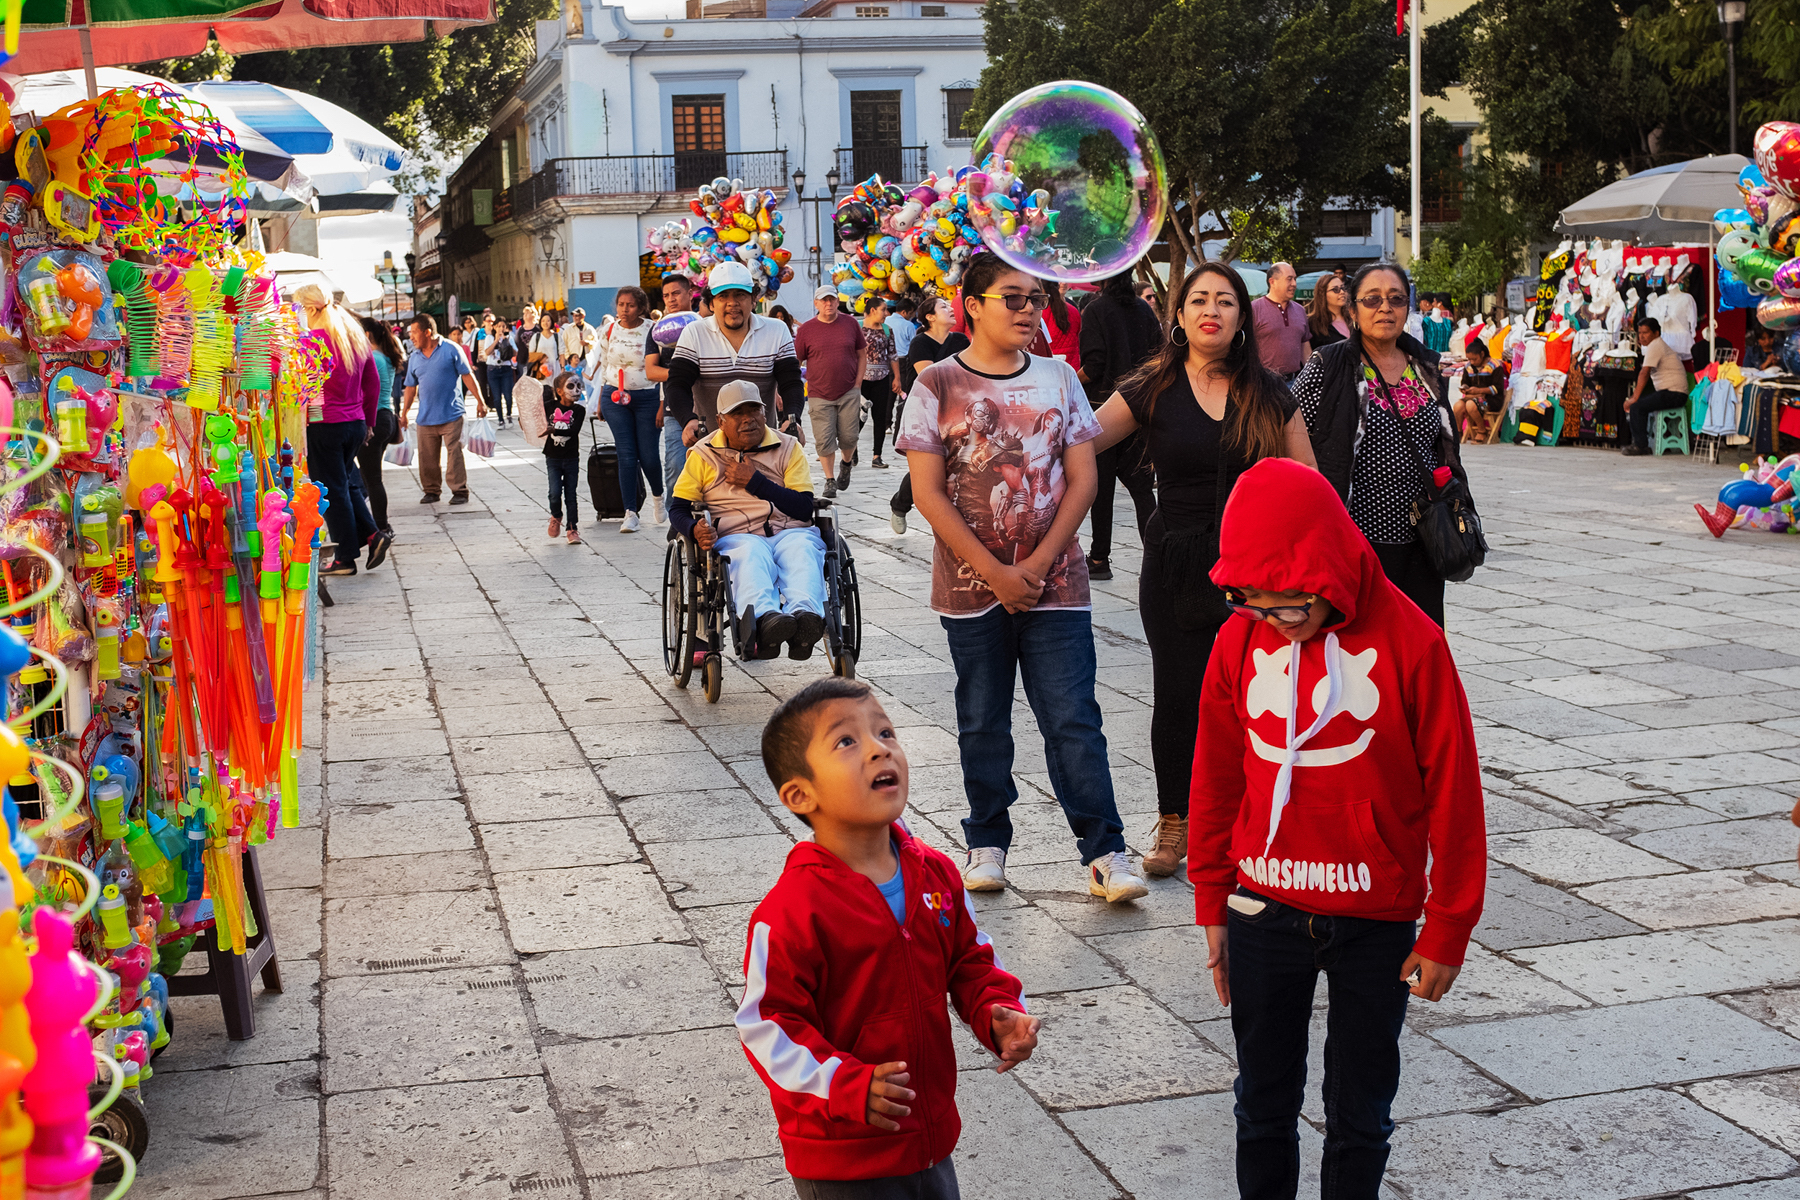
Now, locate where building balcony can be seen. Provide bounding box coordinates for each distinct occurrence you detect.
[835,146,928,187]
[508,151,789,225]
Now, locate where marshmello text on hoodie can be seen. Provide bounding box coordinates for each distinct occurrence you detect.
[1187,458,1486,965]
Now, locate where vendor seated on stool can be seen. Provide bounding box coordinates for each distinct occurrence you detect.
[1622,317,1690,457]
[669,379,828,659]
[1452,339,1509,441]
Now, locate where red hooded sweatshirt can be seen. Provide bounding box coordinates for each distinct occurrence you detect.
[1188,458,1486,965]
[736,821,1025,1181]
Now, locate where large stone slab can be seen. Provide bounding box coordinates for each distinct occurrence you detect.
[642,835,796,909]
[1433,996,1800,1101]
[1690,1071,1800,1156]
[133,1061,321,1199]
[1629,815,1798,869]
[161,959,320,1074]
[953,1069,1125,1199]
[1576,870,1800,930]
[321,964,542,1092]
[1003,985,1234,1109]
[1515,920,1800,1004]
[1061,1091,1324,1200]
[621,789,785,843]
[325,1076,580,1199]
[585,1159,792,1200]
[1720,987,1800,1039]
[326,888,515,975]
[492,862,687,952]
[542,1027,781,1175]
[478,814,640,872]
[1404,944,1590,1028]
[526,942,737,1039]
[328,797,475,858]
[1475,863,1646,951]
[1487,828,1683,886]
[967,903,1124,996]
[463,766,614,823]
[328,754,462,804]
[1383,1088,1796,1200]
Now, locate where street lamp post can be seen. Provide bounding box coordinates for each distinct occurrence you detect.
[792,166,842,290]
[374,250,410,327]
[1718,0,1747,156]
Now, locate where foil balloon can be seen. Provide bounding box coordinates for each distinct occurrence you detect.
[1775,256,1800,299]
[1714,207,1755,235]
[1784,331,1800,376]
[969,80,1167,284]
[1717,229,1759,272]
[1737,247,1788,294]
[1719,268,1759,310]
[1753,120,1800,201]
[1758,295,1800,331]
[651,310,700,346]
[1740,163,1768,202]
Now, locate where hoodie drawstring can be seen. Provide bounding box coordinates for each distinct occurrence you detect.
[1264,632,1342,855]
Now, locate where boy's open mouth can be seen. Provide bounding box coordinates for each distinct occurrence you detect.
[872,769,901,791]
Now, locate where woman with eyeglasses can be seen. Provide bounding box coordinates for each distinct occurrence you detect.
[1293,262,1464,627]
[1307,274,1352,349]
[1087,261,1317,878]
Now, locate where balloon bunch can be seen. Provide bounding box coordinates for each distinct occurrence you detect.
[645,176,793,298]
[829,155,1058,312]
[1714,120,1800,332]
[1696,453,1800,537]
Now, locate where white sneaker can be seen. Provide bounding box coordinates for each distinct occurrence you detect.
[889,510,907,535]
[621,510,641,533]
[652,496,667,525]
[1088,851,1149,903]
[963,846,1007,892]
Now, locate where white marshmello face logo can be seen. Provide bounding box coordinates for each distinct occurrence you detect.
[1247,641,1381,769]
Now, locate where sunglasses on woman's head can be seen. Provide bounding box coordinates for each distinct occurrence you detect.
[1223,588,1318,625]
[978,291,1051,311]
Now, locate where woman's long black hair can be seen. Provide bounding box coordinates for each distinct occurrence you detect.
[1116,260,1295,463]
[359,316,405,370]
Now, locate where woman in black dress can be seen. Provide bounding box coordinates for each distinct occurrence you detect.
[1090,261,1317,877]
[888,296,971,534]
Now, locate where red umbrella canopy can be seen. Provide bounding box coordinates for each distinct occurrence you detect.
[14,0,493,72]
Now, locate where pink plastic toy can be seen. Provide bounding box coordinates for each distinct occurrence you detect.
[22,907,101,1197]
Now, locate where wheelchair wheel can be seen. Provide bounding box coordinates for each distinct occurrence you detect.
[829,550,862,679]
[703,654,723,703]
[663,540,695,688]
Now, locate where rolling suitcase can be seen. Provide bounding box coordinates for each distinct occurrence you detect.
[587,422,626,520]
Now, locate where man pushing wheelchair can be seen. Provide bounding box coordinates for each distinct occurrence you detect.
[668,380,826,660]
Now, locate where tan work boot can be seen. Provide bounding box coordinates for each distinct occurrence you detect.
[1142,814,1188,878]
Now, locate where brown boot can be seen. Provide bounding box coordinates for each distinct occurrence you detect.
[1142,814,1188,878]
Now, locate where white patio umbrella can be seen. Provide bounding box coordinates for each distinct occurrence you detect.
[185,80,407,197]
[1556,154,1751,242]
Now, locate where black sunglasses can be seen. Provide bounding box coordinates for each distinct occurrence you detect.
[1223,588,1318,625]
[978,291,1052,312]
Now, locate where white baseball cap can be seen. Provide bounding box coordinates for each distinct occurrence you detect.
[718,380,764,413]
[708,261,755,294]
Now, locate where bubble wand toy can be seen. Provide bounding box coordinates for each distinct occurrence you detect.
[0,909,33,1200]
[21,907,102,1199]
[274,482,322,829]
[206,418,275,723]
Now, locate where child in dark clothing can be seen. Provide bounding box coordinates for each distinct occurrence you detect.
[544,372,585,544]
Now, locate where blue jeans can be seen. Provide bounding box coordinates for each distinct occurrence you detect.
[663,412,688,505]
[715,527,825,620]
[306,419,377,564]
[1228,890,1414,1200]
[546,457,579,524]
[941,606,1124,865]
[600,386,663,512]
[488,365,516,421]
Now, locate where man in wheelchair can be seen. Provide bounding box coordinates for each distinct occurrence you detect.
[668,381,827,660]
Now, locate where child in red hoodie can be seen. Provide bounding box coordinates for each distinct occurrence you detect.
[739,678,1040,1199]
[1189,458,1485,1200]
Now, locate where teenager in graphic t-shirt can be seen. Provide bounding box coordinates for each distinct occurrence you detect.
[896,258,1147,904]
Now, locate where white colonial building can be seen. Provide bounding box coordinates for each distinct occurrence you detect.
[441,0,990,319]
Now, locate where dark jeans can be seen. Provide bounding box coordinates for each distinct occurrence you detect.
[355,408,398,533]
[1228,890,1414,1200]
[307,418,377,565]
[1371,540,1444,628]
[793,1159,958,1199]
[864,377,897,458]
[1628,387,1688,448]
[1138,534,1224,818]
[600,386,663,512]
[547,456,579,524]
[942,606,1125,865]
[473,363,490,405]
[1090,437,1156,563]
[488,364,516,421]
[891,474,913,515]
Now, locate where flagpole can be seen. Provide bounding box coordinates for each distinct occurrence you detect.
[1408,0,1421,268]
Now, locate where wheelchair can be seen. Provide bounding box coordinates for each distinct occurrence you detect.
[661,498,862,703]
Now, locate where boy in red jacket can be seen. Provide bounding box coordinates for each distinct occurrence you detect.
[739,678,1040,1199]
[1189,458,1485,1200]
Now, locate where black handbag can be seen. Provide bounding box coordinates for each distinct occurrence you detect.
[1363,355,1488,583]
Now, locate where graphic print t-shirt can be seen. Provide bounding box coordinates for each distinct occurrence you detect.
[896,353,1103,617]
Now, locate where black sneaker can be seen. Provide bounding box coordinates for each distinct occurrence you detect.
[756,611,797,659]
[365,529,394,570]
[1087,556,1113,581]
[789,611,826,660]
[1620,444,1651,457]
[320,559,357,578]
[450,492,471,505]
[419,493,440,504]
[871,456,888,469]
[836,462,852,490]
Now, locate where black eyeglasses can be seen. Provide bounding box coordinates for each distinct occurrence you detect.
[1356,294,1409,311]
[979,292,1051,311]
[1223,588,1318,625]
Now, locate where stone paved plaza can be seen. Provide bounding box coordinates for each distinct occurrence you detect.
[138,424,1800,1200]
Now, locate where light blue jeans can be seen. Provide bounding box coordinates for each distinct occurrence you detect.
[663,413,688,506]
[715,527,825,621]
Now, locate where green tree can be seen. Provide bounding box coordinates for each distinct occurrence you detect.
[972,0,1408,265]
[140,0,555,183]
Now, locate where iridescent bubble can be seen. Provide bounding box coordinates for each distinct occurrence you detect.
[970,80,1167,284]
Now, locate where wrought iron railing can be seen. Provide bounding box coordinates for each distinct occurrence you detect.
[835,146,928,186]
[508,151,789,220]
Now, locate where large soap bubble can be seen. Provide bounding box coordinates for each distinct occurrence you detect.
[969,81,1167,284]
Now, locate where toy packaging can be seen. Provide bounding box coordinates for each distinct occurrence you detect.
[0,79,332,1196]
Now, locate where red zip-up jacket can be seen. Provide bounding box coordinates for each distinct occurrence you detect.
[736,821,1025,1181]
[1189,458,1486,965]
